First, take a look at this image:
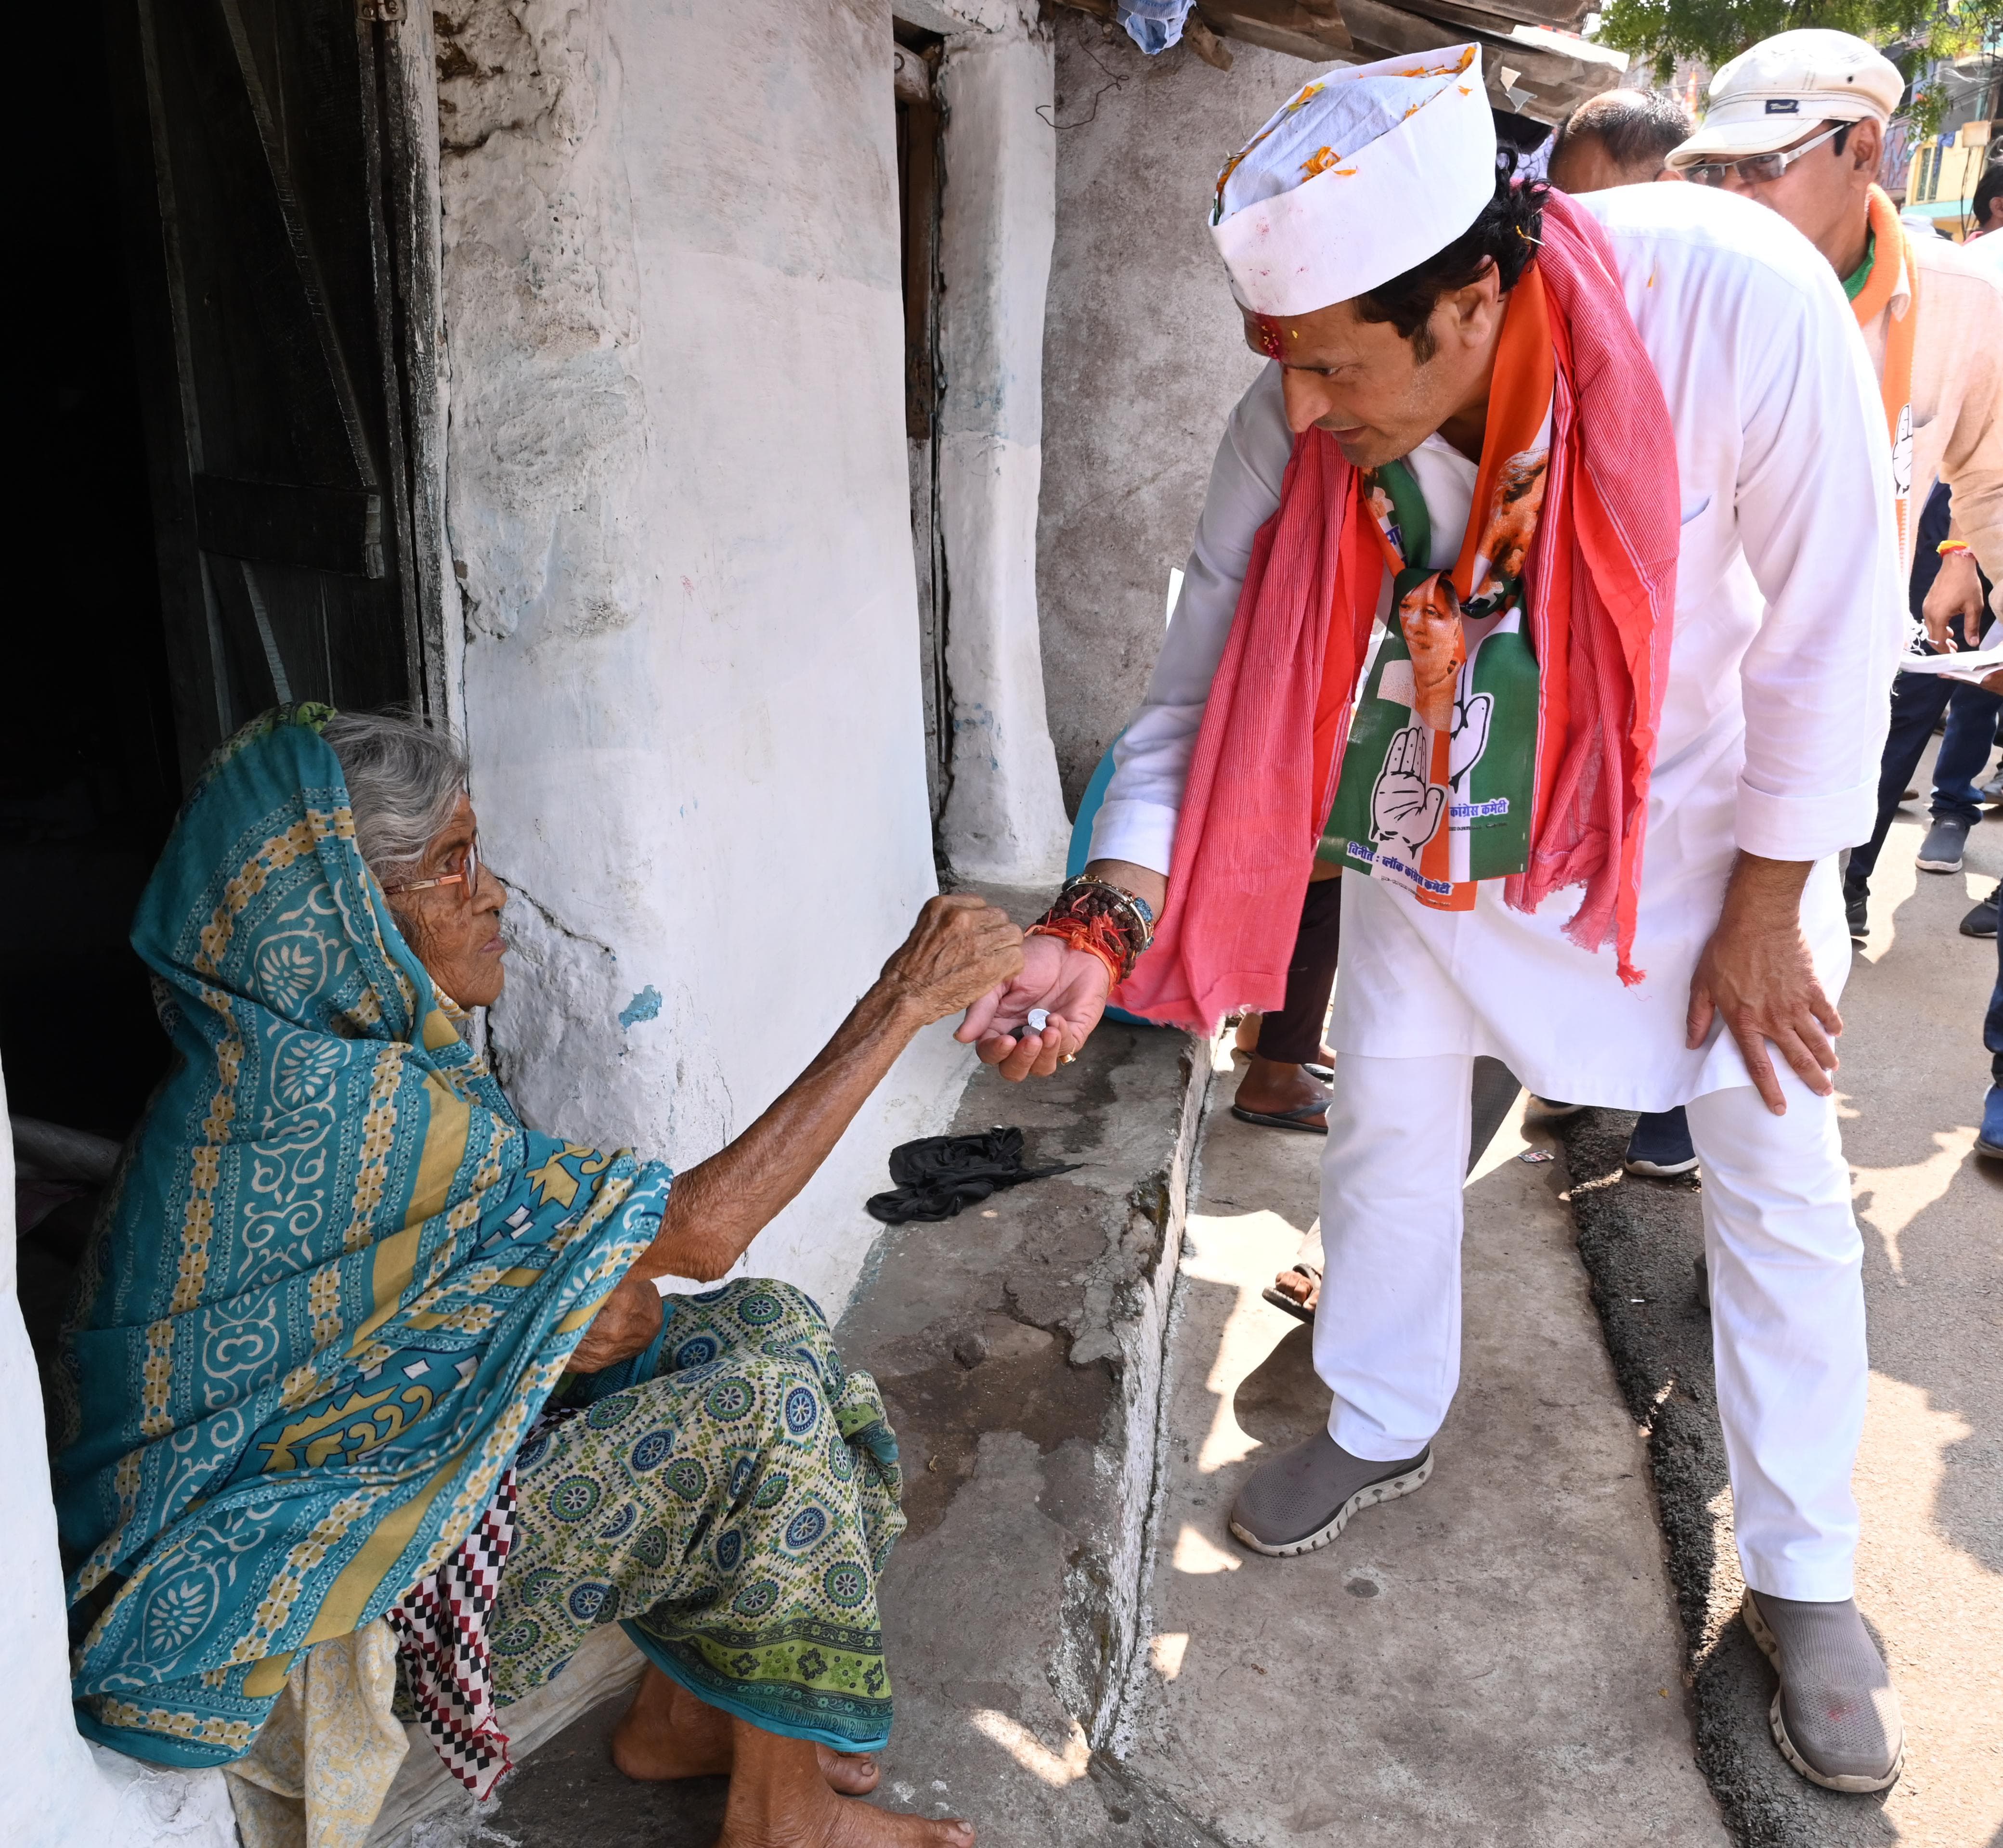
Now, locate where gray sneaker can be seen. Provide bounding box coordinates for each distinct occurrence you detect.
[1228,1431,1431,1557]
[1743,1590,1903,1792]
[1916,814,1970,873]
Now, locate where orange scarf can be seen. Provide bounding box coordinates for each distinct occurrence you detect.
[1851,184,1919,562]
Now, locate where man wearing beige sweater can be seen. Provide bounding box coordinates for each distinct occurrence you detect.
[1668,31,2003,923]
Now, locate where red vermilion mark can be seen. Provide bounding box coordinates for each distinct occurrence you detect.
[1254,314,1285,359]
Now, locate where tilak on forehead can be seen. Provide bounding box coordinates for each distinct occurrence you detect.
[1211,46,1496,320]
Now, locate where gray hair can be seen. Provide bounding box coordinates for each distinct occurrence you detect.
[1552,89,1694,180]
[321,708,469,883]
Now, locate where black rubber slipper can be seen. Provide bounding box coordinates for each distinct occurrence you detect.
[1230,1102,1329,1134]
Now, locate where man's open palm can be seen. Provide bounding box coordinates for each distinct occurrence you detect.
[957,933,1111,1081]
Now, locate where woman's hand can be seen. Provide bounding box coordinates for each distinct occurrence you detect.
[876,893,1026,1023]
[570,1268,663,1373]
[956,933,1112,1080]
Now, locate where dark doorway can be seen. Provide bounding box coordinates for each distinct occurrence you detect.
[3,3,181,1143]
[109,0,437,772]
[4,0,434,1151]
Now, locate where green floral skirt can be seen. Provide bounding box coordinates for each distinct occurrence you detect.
[487,1279,904,1751]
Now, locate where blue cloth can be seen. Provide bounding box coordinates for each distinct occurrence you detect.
[1117,0,1196,54]
[54,707,669,1768]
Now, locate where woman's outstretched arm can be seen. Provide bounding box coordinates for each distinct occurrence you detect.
[570,894,1022,1371]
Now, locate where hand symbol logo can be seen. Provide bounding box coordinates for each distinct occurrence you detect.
[1448,688,1493,788]
[1369,724,1444,860]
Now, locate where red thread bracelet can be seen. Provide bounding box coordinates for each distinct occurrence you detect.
[1025,918,1124,991]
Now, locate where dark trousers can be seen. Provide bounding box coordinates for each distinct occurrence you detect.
[1254,875,1343,1064]
[1989,925,2003,1086]
[1845,659,2001,891]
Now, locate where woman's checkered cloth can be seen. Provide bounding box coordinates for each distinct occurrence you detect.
[386,1467,523,1797]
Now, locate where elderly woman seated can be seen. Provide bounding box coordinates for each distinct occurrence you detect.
[55,706,1021,1848]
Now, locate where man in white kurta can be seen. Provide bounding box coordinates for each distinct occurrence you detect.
[961,50,1906,1794]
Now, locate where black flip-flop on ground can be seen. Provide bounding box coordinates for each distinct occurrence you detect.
[1262,1262,1322,1324]
[1230,1101,1329,1134]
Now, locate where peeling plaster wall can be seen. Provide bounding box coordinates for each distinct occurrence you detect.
[1036,19,1310,809]
[437,0,971,1312]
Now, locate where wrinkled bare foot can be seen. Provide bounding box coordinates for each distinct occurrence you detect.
[718,1719,973,1847]
[1233,1055,1330,1127]
[1234,1011,1262,1053]
[819,1747,881,1795]
[1271,1266,1320,1313]
[613,1668,734,1779]
[612,1669,880,1793]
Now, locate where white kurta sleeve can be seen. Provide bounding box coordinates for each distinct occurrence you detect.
[1727,263,1902,862]
[1087,364,1295,875]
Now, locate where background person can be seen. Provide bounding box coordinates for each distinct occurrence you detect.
[1547,88,1693,193]
[1665,30,2003,934]
[1840,481,1999,921]
[1969,158,2003,241]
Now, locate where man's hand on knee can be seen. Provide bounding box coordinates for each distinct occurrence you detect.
[1686,853,1841,1114]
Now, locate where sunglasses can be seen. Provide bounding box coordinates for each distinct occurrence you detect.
[382,836,482,905]
[1685,122,1845,188]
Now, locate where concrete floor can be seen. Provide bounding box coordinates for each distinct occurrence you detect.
[1119,1042,1730,1848]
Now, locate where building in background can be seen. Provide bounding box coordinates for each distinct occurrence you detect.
[1900,44,2002,237]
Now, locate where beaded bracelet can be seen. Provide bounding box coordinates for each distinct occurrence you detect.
[1027,875,1157,985]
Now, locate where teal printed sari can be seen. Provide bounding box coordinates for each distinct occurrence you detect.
[54,708,669,1767]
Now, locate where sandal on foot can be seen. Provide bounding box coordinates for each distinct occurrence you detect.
[1262,1262,1321,1323]
[1230,1102,1329,1134]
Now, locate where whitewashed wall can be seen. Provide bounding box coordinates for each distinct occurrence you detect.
[436,0,976,1312]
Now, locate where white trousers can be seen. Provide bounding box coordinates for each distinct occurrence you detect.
[1313,1051,1867,1602]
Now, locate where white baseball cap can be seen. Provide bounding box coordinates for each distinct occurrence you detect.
[1665,29,1903,170]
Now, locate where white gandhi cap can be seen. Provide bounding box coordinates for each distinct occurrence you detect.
[1666,29,1903,170]
[1210,45,1497,319]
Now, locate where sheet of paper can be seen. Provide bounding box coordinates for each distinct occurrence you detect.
[1895,643,2003,683]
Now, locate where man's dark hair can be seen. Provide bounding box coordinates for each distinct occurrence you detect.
[1355,151,1548,360]
[1550,89,1693,181]
[1975,158,2003,228]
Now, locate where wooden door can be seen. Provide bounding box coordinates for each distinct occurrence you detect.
[107,0,439,779]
